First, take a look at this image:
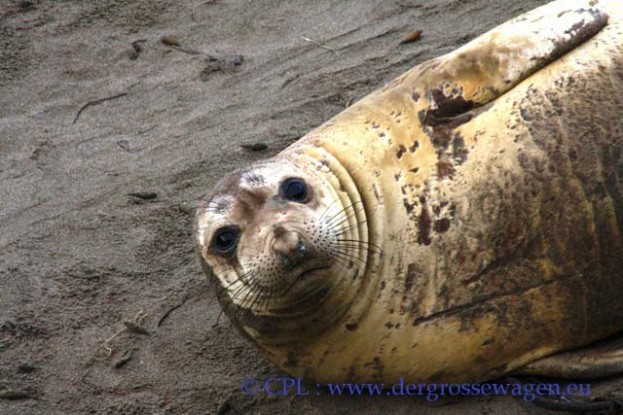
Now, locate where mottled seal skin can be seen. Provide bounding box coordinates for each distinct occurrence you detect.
[196,0,623,383]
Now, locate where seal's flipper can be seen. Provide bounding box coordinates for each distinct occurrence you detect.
[515,335,623,379]
[411,1,609,120]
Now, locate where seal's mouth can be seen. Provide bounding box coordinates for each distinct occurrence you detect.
[298,265,330,280]
[280,262,332,297]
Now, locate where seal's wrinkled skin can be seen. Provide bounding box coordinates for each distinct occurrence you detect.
[196,0,623,383]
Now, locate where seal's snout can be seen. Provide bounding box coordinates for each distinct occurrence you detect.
[272,225,311,270]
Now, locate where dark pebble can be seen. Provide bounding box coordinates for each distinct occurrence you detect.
[128,192,158,200]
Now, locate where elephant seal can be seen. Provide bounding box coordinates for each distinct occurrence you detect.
[196,0,623,383]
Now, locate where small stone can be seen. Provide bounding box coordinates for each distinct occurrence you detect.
[400,30,423,44]
[161,35,181,47]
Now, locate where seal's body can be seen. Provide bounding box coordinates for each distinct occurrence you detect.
[196,0,623,383]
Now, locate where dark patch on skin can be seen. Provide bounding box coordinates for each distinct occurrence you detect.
[411,91,421,102]
[448,203,457,218]
[520,107,533,121]
[403,199,416,214]
[433,218,451,233]
[437,160,455,179]
[394,173,401,181]
[380,280,386,291]
[452,135,469,164]
[317,348,333,366]
[405,264,416,293]
[536,10,607,71]
[565,19,585,35]
[345,323,358,332]
[385,322,394,329]
[396,145,407,159]
[444,113,473,129]
[379,132,386,138]
[362,356,385,380]
[423,88,475,127]
[409,167,419,173]
[417,204,432,245]
[432,130,452,150]
[409,141,419,153]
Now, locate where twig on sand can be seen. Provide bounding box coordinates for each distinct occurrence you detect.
[301,36,339,56]
[86,309,148,365]
[73,92,128,125]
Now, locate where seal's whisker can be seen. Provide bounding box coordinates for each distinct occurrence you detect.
[237,267,257,286]
[236,281,262,314]
[214,267,252,298]
[332,242,369,254]
[330,243,367,263]
[215,277,241,298]
[229,280,250,304]
[325,202,364,227]
[256,290,272,313]
[331,252,364,270]
[325,214,358,232]
[333,252,365,268]
[319,199,340,222]
[325,201,362,221]
[331,221,367,235]
[230,269,259,302]
[335,238,382,254]
[246,286,266,313]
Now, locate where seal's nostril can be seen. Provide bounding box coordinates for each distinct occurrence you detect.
[271,229,313,271]
[298,241,308,255]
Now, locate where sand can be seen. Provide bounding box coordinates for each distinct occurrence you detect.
[2,0,622,414]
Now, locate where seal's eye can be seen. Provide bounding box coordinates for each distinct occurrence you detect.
[281,178,308,202]
[212,227,239,254]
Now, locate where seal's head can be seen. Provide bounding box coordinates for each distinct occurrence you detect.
[196,158,371,345]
